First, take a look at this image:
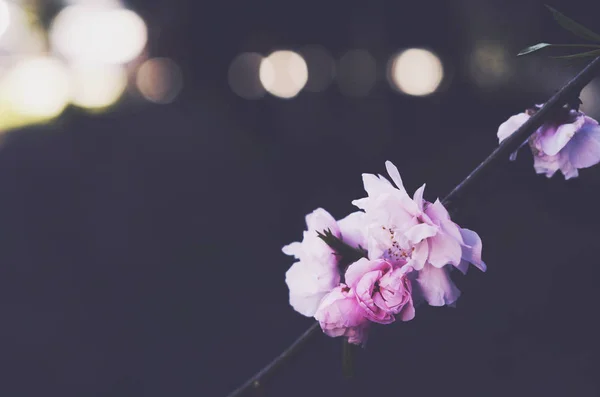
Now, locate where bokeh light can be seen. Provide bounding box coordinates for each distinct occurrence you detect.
[69,62,128,109]
[0,1,45,54]
[228,52,266,99]
[0,0,10,40]
[0,57,70,117]
[300,45,335,92]
[469,41,511,89]
[336,49,376,97]
[580,80,600,120]
[136,58,183,104]
[50,4,148,64]
[389,48,443,96]
[259,50,308,99]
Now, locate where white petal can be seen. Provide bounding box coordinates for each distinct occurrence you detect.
[414,264,461,307]
[539,115,584,156]
[385,161,406,192]
[413,184,426,212]
[497,113,529,143]
[337,211,367,249]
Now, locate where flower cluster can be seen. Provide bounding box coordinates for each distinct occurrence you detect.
[283,161,486,346]
[498,104,600,179]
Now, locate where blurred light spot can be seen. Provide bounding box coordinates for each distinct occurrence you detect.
[389,48,443,96]
[63,0,124,5]
[259,50,308,99]
[580,81,600,120]
[0,1,9,40]
[469,42,511,88]
[1,57,70,117]
[228,52,265,99]
[70,63,127,109]
[50,5,147,64]
[336,49,376,97]
[136,58,183,104]
[0,2,45,53]
[300,45,334,92]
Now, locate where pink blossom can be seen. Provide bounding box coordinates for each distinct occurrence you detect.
[314,285,370,346]
[352,161,486,272]
[497,105,600,179]
[344,258,415,324]
[283,209,367,317]
[351,161,486,307]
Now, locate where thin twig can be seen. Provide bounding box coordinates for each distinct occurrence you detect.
[225,323,320,397]
[442,56,600,207]
[226,56,600,397]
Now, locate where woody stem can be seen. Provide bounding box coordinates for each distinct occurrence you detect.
[224,56,600,397]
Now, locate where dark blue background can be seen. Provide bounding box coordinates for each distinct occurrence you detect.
[1,0,600,395]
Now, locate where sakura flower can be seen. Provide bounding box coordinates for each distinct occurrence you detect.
[351,161,486,307]
[345,258,415,324]
[283,208,367,317]
[314,284,370,346]
[352,161,486,273]
[497,104,600,179]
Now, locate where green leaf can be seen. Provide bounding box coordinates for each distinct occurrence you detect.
[518,43,552,56]
[517,43,600,56]
[316,229,368,268]
[546,5,600,43]
[551,49,600,59]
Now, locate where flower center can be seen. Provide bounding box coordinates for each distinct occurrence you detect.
[381,225,414,262]
[373,281,380,294]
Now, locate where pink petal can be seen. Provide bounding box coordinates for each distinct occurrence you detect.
[567,120,600,169]
[344,258,390,289]
[306,208,340,237]
[497,113,530,143]
[346,323,370,346]
[532,154,561,178]
[414,264,461,307]
[385,161,406,192]
[413,184,426,212]
[398,301,415,321]
[425,200,463,244]
[285,260,340,317]
[361,173,393,198]
[289,292,327,318]
[427,232,462,268]
[404,223,438,244]
[315,286,367,329]
[455,259,470,275]
[282,241,303,258]
[539,116,584,156]
[337,211,367,249]
[459,228,486,272]
[408,241,428,271]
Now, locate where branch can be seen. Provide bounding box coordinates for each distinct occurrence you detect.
[442,56,600,207]
[225,56,600,397]
[225,323,320,397]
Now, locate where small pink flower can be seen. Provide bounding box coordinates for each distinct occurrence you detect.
[314,285,370,346]
[498,105,600,179]
[283,209,367,317]
[352,161,486,273]
[344,258,415,324]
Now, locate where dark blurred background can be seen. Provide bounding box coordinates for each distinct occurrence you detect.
[1,0,600,396]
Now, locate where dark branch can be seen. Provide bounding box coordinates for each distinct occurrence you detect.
[442,56,600,207]
[225,56,600,397]
[224,323,320,397]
